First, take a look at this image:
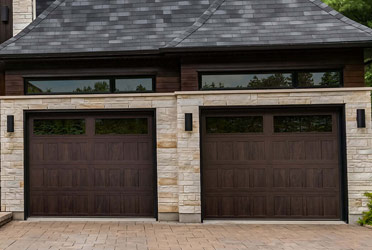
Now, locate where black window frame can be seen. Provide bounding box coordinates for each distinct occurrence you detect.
[24,76,156,95]
[199,69,344,91]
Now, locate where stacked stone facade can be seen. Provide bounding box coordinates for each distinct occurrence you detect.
[1,88,372,223]
[13,0,34,35]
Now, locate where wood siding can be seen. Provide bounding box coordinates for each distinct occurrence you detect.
[2,48,366,96]
[181,48,365,91]
[4,57,180,95]
[0,0,13,44]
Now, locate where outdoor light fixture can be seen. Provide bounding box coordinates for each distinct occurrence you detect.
[7,115,14,132]
[357,109,366,128]
[185,113,193,131]
[1,6,9,23]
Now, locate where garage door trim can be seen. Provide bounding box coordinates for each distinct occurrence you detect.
[24,109,158,220]
[199,105,348,222]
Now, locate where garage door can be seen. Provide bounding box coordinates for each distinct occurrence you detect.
[28,112,155,217]
[202,108,342,219]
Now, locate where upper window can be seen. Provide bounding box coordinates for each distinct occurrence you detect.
[206,116,263,134]
[95,118,148,135]
[200,70,342,90]
[33,119,86,135]
[274,115,333,133]
[25,76,155,95]
[115,78,154,93]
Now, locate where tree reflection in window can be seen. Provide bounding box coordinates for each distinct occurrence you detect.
[202,73,292,90]
[34,119,86,135]
[95,118,148,135]
[27,79,111,94]
[274,115,332,133]
[298,72,341,87]
[206,116,263,133]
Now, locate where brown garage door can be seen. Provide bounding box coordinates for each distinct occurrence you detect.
[202,108,342,219]
[28,112,155,217]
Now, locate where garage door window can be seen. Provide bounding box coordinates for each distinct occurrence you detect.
[33,119,86,135]
[95,118,148,135]
[206,116,263,133]
[274,115,332,133]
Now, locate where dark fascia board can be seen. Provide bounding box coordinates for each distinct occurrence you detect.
[0,41,372,61]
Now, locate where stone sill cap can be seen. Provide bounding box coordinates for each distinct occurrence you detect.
[0,212,12,222]
[1,87,371,100]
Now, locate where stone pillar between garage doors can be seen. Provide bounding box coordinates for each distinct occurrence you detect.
[177,96,203,223]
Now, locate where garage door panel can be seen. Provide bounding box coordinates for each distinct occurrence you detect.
[139,196,154,215]
[202,109,341,220]
[28,112,155,217]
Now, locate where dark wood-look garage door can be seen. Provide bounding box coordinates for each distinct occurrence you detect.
[28,112,155,217]
[202,108,342,219]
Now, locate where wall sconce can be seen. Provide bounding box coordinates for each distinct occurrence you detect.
[357,109,366,128]
[7,115,14,132]
[185,113,193,131]
[1,6,9,23]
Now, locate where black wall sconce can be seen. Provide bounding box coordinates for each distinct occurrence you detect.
[185,113,193,131]
[7,115,14,132]
[357,109,366,128]
[1,6,9,23]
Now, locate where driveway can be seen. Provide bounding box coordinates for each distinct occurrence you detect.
[0,221,371,250]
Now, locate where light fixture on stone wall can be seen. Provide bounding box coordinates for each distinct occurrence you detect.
[357,109,366,128]
[185,113,193,131]
[7,115,14,132]
[1,6,9,23]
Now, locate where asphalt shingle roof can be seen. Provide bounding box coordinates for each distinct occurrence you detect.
[1,0,372,56]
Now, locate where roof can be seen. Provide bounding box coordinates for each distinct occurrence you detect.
[1,0,372,57]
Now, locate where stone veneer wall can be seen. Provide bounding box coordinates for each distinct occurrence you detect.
[13,0,34,35]
[1,88,372,223]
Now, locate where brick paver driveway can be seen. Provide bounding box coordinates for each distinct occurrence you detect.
[0,221,371,250]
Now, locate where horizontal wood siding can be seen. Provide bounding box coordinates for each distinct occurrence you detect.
[2,48,366,95]
[4,57,181,95]
[181,48,366,91]
[5,74,23,96]
[0,0,13,44]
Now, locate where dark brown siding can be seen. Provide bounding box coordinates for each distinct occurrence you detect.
[0,0,13,44]
[4,57,181,95]
[2,48,366,95]
[5,74,23,96]
[181,48,365,91]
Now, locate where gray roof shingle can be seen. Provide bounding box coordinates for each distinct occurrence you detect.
[1,0,372,56]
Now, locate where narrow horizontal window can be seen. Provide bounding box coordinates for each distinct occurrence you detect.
[115,78,153,93]
[274,115,332,133]
[201,73,292,90]
[27,79,110,94]
[33,119,86,135]
[25,76,155,95]
[95,118,148,135]
[298,71,341,87]
[200,70,342,90]
[206,116,263,134]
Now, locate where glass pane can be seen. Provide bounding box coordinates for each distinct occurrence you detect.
[34,119,85,135]
[206,116,263,133]
[27,79,110,94]
[274,115,332,133]
[201,73,292,89]
[298,72,341,87]
[115,78,153,92]
[95,118,148,135]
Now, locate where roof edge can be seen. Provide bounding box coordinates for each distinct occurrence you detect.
[309,0,372,36]
[0,0,65,51]
[0,41,371,60]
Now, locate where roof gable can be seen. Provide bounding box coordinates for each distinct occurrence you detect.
[1,0,372,56]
